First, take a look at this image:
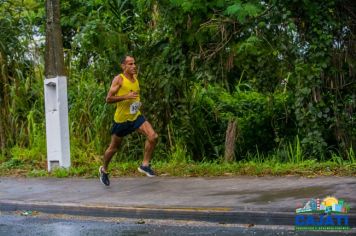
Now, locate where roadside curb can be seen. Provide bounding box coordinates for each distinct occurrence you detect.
[0,200,295,225]
[1,200,355,227]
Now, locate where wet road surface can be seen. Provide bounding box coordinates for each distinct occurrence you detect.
[0,212,353,236]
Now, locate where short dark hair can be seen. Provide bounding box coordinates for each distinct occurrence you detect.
[120,55,133,64]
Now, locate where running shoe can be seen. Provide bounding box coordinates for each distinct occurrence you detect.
[138,165,156,177]
[99,166,110,186]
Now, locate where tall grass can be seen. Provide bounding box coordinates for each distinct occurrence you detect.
[1,63,354,177]
[287,135,303,163]
[346,146,355,164]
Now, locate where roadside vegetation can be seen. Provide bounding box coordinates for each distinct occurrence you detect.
[0,132,355,177]
[0,0,355,177]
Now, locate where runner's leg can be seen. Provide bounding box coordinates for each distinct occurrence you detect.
[137,121,158,166]
[103,134,122,171]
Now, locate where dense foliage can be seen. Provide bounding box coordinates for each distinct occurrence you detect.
[0,0,355,167]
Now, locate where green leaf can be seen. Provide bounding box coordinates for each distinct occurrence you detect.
[225,3,242,16]
[243,3,260,17]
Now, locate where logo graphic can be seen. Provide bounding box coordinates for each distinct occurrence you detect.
[295,196,351,231]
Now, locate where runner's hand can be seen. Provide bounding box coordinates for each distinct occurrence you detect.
[126,91,138,99]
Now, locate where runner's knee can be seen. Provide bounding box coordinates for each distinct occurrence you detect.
[148,133,158,143]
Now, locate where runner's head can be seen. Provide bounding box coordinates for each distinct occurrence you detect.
[120,55,136,76]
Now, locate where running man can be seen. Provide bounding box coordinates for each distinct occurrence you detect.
[99,55,158,186]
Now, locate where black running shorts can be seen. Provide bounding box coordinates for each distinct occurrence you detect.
[111,115,146,137]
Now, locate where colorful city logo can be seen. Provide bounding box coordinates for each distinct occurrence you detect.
[295,196,351,231]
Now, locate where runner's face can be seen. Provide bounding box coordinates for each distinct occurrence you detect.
[123,57,136,75]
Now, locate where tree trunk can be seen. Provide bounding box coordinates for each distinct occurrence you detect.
[224,119,237,162]
[45,0,66,78]
[0,110,5,154]
[0,51,8,154]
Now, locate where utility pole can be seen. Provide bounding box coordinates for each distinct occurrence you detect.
[44,0,70,171]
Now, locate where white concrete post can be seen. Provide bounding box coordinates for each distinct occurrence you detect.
[44,76,70,171]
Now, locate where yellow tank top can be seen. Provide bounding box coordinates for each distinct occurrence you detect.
[114,73,141,123]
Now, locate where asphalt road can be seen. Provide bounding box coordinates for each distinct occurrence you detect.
[1,177,355,235]
[0,212,354,236]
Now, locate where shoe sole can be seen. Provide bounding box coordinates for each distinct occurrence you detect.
[138,167,155,177]
[99,166,110,186]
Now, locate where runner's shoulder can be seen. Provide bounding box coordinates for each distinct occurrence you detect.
[113,74,123,85]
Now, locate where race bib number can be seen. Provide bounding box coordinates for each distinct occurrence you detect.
[130,101,141,114]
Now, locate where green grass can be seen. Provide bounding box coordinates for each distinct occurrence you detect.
[0,158,355,178]
[1,137,355,178]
